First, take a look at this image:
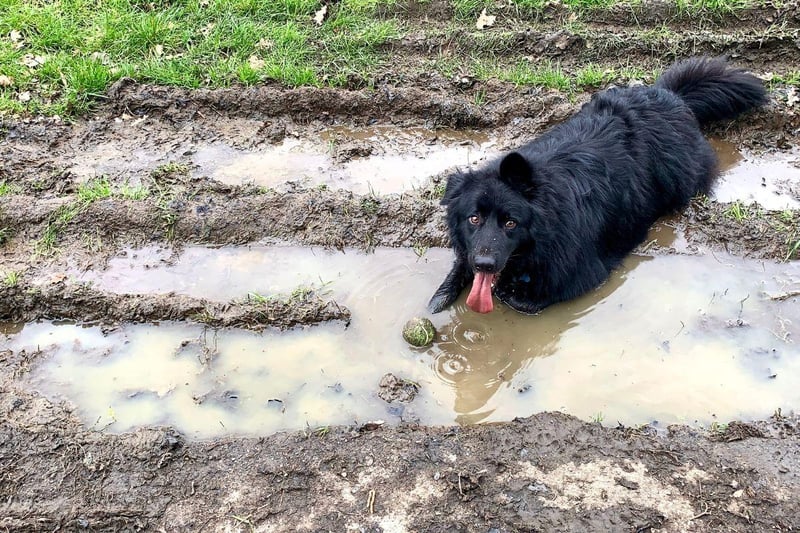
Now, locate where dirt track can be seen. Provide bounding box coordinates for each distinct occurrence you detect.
[2,1,800,531]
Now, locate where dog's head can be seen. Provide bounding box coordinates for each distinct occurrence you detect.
[441,152,540,312]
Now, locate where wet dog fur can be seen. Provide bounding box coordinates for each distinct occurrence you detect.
[428,57,767,315]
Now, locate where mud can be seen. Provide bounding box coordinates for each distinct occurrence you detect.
[3,385,800,532]
[0,279,349,331]
[3,1,800,530]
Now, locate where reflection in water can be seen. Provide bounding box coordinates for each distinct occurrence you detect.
[431,256,649,424]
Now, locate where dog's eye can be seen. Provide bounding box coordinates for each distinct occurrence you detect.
[468,215,480,225]
[505,220,517,229]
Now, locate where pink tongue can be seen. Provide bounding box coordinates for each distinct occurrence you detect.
[466,272,494,313]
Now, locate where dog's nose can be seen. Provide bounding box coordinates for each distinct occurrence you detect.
[473,255,496,272]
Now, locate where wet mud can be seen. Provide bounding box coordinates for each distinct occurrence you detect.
[2,2,800,530]
[0,280,349,331]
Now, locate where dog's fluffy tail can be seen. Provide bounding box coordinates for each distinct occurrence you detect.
[656,56,767,125]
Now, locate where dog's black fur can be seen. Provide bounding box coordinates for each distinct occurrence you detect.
[429,57,767,315]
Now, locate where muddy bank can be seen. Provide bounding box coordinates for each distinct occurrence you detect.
[685,199,800,261]
[0,187,448,253]
[0,281,350,331]
[3,185,796,267]
[2,88,798,201]
[387,0,799,29]
[1,376,799,532]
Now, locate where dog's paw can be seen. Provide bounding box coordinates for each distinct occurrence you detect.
[495,289,544,315]
[427,292,453,314]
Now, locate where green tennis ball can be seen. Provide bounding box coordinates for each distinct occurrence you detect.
[402,317,436,347]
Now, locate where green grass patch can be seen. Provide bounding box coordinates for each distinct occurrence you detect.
[119,182,150,201]
[0,180,19,196]
[674,0,753,13]
[77,176,113,203]
[495,60,571,91]
[0,0,401,115]
[723,201,750,222]
[767,71,800,87]
[0,0,763,117]
[2,270,20,286]
[575,64,616,89]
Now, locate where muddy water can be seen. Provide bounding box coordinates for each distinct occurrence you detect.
[7,237,799,438]
[709,139,800,210]
[64,122,800,206]
[192,126,494,194]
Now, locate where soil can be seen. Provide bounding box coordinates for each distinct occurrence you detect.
[2,1,800,530]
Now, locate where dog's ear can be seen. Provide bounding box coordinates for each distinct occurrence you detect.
[499,152,536,196]
[440,171,466,206]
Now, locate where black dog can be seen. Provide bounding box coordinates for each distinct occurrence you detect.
[429,57,766,315]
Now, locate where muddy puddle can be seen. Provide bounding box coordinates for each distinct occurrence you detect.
[709,139,800,210]
[61,121,800,205]
[5,238,799,438]
[192,125,494,194]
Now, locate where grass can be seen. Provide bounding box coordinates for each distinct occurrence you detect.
[502,60,571,91]
[119,182,150,201]
[77,176,113,203]
[0,181,19,196]
[36,201,85,255]
[247,292,271,305]
[2,270,19,286]
[767,71,800,88]
[0,0,769,117]
[575,64,616,89]
[0,0,401,115]
[723,200,750,222]
[786,240,800,261]
[154,187,179,241]
[708,421,729,435]
[674,0,752,13]
[34,175,150,255]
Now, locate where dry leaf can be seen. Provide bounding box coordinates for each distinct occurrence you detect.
[313,4,328,26]
[90,51,112,65]
[20,54,46,68]
[18,91,31,102]
[476,8,496,30]
[0,75,13,87]
[787,88,798,107]
[248,54,265,70]
[256,38,274,49]
[9,30,25,49]
[153,44,164,57]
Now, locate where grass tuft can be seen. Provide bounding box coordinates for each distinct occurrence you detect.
[77,176,113,204]
[2,270,19,286]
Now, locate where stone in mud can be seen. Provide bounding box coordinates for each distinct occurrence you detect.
[377,373,420,404]
[402,316,436,347]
